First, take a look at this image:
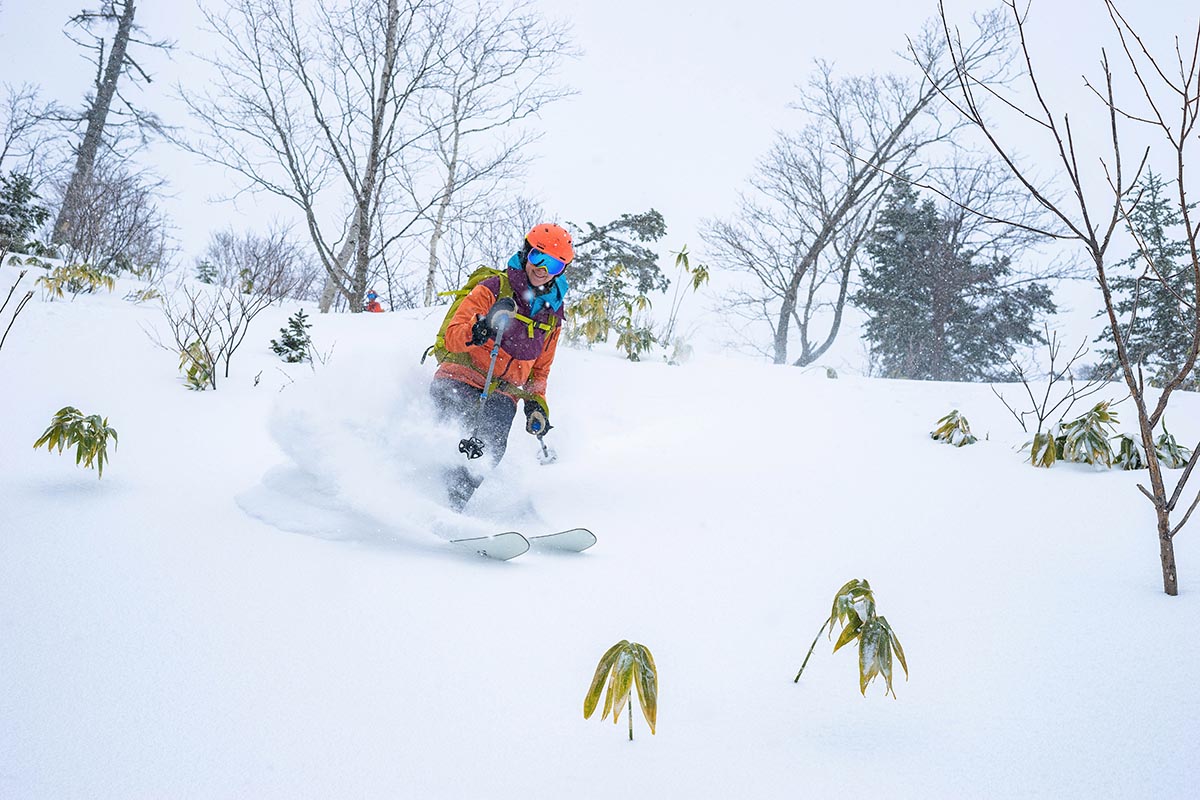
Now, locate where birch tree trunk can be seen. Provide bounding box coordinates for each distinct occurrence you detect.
[319,212,360,313]
[424,120,459,306]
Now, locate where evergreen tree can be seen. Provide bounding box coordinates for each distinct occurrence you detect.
[270,309,312,363]
[564,210,669,356]
[569,209,669,298]
[854,181,1055,381]
[195,260,218,284]
[0,172,50,263]
[1094,171,1198,388]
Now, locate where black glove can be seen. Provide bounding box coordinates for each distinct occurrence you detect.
[468,315,495,347]
[468,298,517,347]
[525,402,551,437]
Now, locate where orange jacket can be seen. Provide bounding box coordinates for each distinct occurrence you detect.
[435,278,562,409]
[365,300,383,313]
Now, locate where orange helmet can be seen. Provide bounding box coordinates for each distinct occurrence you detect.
[525,223,574,265]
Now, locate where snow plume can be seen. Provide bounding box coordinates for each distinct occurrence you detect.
[238,358,503,546]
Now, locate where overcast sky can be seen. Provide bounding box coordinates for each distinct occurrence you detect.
[3,1,1160,249]
[1,0,1193,359]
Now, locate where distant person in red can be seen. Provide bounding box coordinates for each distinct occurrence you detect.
[364,290,383,313]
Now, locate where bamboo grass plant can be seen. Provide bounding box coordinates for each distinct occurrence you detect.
[794,579,908,698]
[32,406,118,478]
[930,409,978,447]
[583,640,658,740]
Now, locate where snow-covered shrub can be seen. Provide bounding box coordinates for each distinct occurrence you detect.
[1155,423,1193,468]
[35,264,116,300]
[1029,429,1058,468]
[1101,424,1191,472]
[1113,434,1147,471]
[1058,401,1118,467]
[794,578,908,698]
[583,640,658,740]
[125,287,161,303]
[270,309,312,363]
[1024,401,1120,469]
[8,241,57,270]
[930,409,977,447]
[32,406,118,478]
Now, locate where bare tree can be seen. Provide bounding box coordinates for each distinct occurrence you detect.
[433,195,545,292]
[703,14,1011,366]
[992,325,1112,438]
[52,1,172,246]
[0,84,63,184]
[199,224,321,301]
[156,229,306,389]
[177,0,455,314]
[418,0,573,305]
[934,0,1200,595]
[50,151,175,278]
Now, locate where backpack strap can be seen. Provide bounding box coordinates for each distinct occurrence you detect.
[513,311,556,338]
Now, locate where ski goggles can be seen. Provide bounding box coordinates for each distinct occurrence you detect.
[527,248,567,277]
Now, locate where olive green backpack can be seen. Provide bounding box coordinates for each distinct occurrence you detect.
[421,266,511,366]
[421,266,561,366]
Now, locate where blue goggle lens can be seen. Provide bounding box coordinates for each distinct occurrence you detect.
[527,248,566,276]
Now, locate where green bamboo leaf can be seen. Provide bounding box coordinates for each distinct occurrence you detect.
[601,668,616,721]
[584,641,626,720]
[881,619,908,678]
[610,652,635,724]
[632,644,658,734]
[830,579,858,620]
[859,622,882,695]
[832,616,861,653]
[859,651,876,696]
[878,633,894,697]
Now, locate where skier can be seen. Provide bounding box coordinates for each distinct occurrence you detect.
[364,290,383,313]
[429,223,572,510]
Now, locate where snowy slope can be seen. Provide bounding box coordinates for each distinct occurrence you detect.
[2,265,1198,799]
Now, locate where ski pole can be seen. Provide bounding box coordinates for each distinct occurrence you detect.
[536,433,557,465]
[459,306,514,460]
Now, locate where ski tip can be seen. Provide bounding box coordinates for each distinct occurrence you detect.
[528,528,596,552]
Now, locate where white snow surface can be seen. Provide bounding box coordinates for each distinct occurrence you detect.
[2,267,1199,798]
